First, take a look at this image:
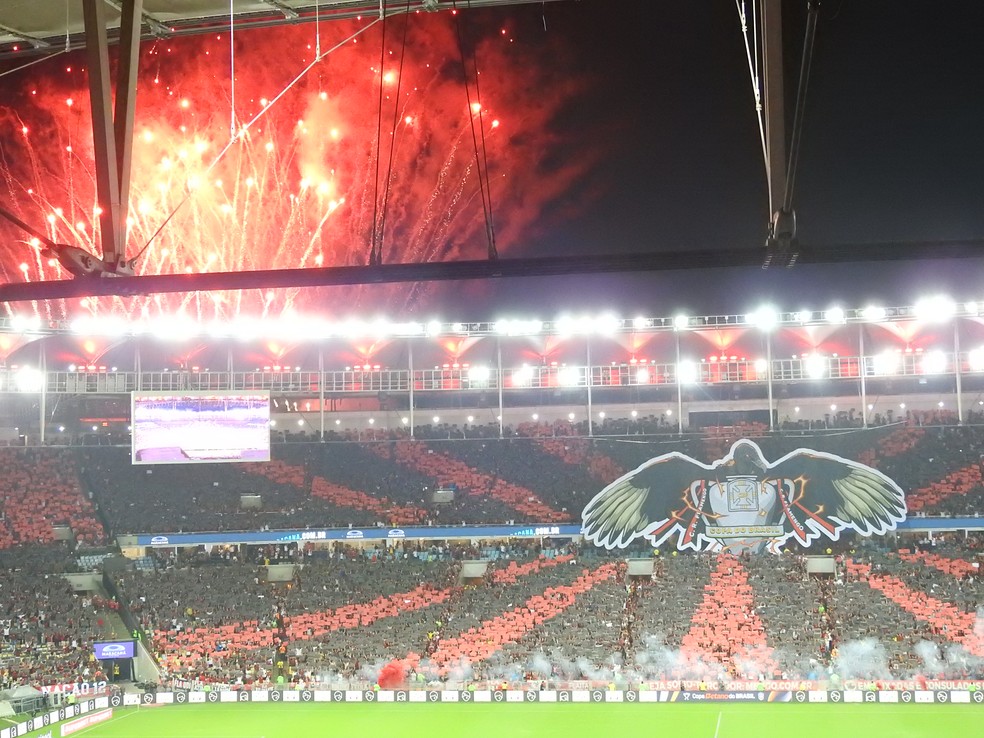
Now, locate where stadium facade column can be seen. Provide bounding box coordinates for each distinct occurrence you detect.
[859,324,868,428]
[407,338,415,438]
[674,331,683,435]
[586,338,593,437]
[954,319,964,424]
[135,344,142,391]
[39,341,47,445]
[497,337,504,439]
[765,330,774,431]
[318,347,325,440]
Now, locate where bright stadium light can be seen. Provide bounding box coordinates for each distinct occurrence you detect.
[861,305,886,322]
[593,313,621,335]
[512,365,534,386]
[964,301,979,316]
[468,366,491,383]
[425,320,443,336]
[921,350,947,374]
[14,366,43,392]
[754,358,768,373]
[677,360,698,384]
[968,348,984,372]
[635,368,650,384]
[748,305,778,331]
[804,353,827,379]
[632,316,650,330]
[557,366,581,386]
[914,295,956,323]
[872,351,899,375]
[825,306,846,324]
[795,309,813,324]
[673,314,689,331]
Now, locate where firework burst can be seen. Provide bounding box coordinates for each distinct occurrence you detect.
[0,11,593,320]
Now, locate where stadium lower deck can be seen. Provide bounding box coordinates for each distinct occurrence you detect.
[1,425,982,738]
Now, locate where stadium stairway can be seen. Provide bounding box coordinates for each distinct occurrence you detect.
[679,554,778,679]
[371,441,566,521]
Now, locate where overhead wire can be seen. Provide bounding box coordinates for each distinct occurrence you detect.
[375,0,413,265]
[735,0,770,199]
[369,4,390,266]
[451,0,497,260]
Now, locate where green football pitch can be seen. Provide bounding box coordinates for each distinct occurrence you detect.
[19,703,979,738]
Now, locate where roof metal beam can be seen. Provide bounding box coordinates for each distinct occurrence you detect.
[0,22,51,48]
[3,240,984,304]
[261,0,300,20]
[103,0,171,38]
[82,0,124,267]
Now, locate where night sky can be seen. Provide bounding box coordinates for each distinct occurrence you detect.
[455,0,984,317]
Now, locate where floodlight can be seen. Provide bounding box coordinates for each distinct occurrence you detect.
[748,306,778,331]
[557,366,581,386]
[673,314,689,331]
[872,352,899,375]
[593,314,621,335]
[861,305,886,322]
[804,354,827,379]
[795,310,812,324]
[632,316,649,330]
[921,350,947,374]
[825,307,846,324]
[635,368,650,384]
[425,320,442,337]
[754,358,768,373]
[964,302,979,316]
[914,296,956,323]
[14,366,43,392]
[968,348,984,372]
[677,360,698,384]
[512,365,534,386]
[468,366,491,383]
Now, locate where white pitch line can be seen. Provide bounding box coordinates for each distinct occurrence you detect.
[713,710,723,738]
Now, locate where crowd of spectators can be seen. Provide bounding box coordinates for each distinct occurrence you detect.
[0,544,122,690]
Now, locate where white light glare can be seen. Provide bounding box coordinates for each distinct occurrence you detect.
[968,348,984,372]
[795,309,812,324]
[872,352,899,375]
[861,305,886,322]
[677,360,698,384]
[914,296,956,323]
[748,306,778,331]
[425,320,443,336]
[10,314,42,333]
[557,366,581,386]
[635,368,650,384]
[825,307,846,324]
[467,366,491,383]
[14,366,43,392]
[673,314,689,331]
[921,350,947,374]
[494,319,543,336]
[512,365,534,386]
[804,353,827,379]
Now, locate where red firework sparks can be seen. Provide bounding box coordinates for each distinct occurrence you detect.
[0,11,594,320]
